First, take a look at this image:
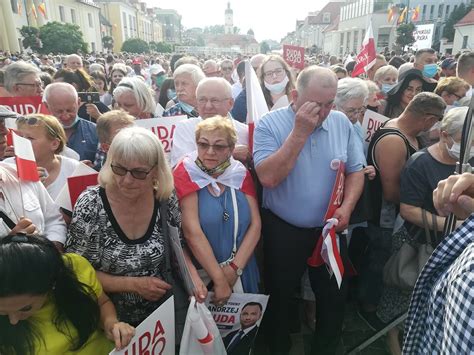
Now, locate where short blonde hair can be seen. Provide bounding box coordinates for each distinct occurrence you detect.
[99,127,173,201]
[17,114,66,154]
[195,115,238,147]
[434,76,470,96]
[96,110,135,143]
[374,65,398,83]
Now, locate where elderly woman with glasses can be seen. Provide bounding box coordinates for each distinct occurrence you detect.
[113,77,156,119]
[4,114,81,200]
[259,55,295,110]
[174,116,261,305]
[65,127,207,327]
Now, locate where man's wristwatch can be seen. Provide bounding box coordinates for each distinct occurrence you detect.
[229,261,243,276]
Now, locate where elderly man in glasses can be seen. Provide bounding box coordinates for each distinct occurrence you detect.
[4,62,43,97]
[170,77,250,167]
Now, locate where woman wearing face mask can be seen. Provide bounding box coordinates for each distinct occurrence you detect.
[374,107,471,355]
[374,65,398,96]
[434,76,470,110]
[259,55,295,110]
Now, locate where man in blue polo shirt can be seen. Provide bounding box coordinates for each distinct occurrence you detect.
[44,82,98,162]
[253,66,365,355]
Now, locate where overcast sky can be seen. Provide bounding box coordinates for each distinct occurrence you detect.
[148,0,326,42]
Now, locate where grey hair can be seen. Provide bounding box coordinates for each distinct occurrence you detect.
[113,77,156,115]
[66,54,82,66]
[4,62,40,91]
[334,78,369,109]
[374,65,398,83]
[365,80,380,96]
[296,65,337,93]
[440,107,468,137]
[89,63,105,73]
[196,77,232,98]
[43,82,78,103]
[99,126,174,201]
[173,64,205,85]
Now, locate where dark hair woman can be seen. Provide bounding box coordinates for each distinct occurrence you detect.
[0,234,134,355]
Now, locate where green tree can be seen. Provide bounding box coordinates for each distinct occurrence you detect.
[149,41,173,53]
[443,3,472,41]
[102,36,114,51]
[396,23,416,49]
[20,26,41,51]
[260,41,270,54]
[39,22,88,54]
[121,38,149,53]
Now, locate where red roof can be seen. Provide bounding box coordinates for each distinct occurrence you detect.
[456,9,474,26]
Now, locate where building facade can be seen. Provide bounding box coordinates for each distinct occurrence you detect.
[453,9,474,53]
[155,8,182,44]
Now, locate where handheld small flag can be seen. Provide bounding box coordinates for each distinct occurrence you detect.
[12,131,39,182]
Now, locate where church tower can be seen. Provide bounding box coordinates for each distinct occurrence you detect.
[225,2,233,34]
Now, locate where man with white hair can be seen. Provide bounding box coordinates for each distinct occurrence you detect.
[44,82,98,162]
[203,59,220,77]
[4,61,43,97]
[65,54,83,71]
[170,77,250,167]
[163,64,204,118]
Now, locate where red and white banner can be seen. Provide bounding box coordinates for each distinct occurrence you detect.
[55,163,98,211]
[307,160,345,288]
[110,296,175,355]
[134,115,187,154]
[361,109,390,151]
[0,96,50,116]
[12,131,39,182]
[245,61,269,152]
[351,23,376,78]
[283,44,305,70]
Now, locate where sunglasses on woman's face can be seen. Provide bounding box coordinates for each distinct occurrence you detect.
[16,116,59,138]
[110,164,156,180]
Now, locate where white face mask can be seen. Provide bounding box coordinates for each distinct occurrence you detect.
[264,75,289,95]
[446,137,474,160]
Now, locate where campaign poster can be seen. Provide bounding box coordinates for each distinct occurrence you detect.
[412,24,434,51]
[361,110,390,151]
[0,96,50,115]
[206,293,269,355]
[283,44,305,70]
[134,115,187,154]
[110,296,175,355]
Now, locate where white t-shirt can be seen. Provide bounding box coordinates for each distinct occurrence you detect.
[47,156,81,200]
[170,116,249,167]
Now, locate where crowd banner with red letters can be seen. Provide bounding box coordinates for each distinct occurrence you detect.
[55,163,98,212]
[361,109,390,151]
[134,115,187,154]
[205,292,269,337]
[0,96,50,115]
[283,44,305,70]
[110,296,175,355]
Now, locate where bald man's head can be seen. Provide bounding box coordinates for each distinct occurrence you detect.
[66,54,83,70]
[43,82,80,128]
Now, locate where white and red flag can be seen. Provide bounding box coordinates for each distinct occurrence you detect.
[12,131,39,182]
[173,151,256,200]
[351,22,376,78]
[245,61,269,152]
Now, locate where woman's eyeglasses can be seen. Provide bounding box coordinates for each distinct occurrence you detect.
[197,142,230,153]
[110,164,156,180]
[16,116,59,138]
[263,68,285,79]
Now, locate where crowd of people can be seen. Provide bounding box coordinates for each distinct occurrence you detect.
[0,47,473,355]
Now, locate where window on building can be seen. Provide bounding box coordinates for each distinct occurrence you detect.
[88,13,93,27]
[71,9,76,24]
[354,30,359,51]
[323,12,331,23]
[454,5,458,13]
[340,33,344,48]
[445,5,450,20]
[462,36,468,49]
[59,6,65,22]
[422,5,427,21]
[123,12,128,38]
[438,4,444,19]
[91,42,96,52]
[11,0,18,13]
[430,5,435,20]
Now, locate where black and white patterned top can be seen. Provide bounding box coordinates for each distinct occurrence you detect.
[65,186,182,326]
[403,214,474,354]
